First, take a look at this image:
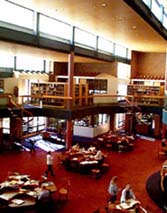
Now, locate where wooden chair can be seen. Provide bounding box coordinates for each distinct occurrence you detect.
[100,163,110,174]
[105,143,113,152]
[90,169,101,179]
[58,180,71,202]
[7,171,20,176]
[158,143,167,159]
[158,150,167,159]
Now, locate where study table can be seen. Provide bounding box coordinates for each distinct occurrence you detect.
[98,133,135,152]
[107,199,143,213]
[62,149,106,174]
[0,173,57,210]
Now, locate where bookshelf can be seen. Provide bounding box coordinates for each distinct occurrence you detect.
[127,79,164,105]
[57,76,108,94]
[31,82,67,107]
[73,83,93,106]
[30,82,92,107]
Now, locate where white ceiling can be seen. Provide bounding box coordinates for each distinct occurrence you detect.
[10,0,167,58]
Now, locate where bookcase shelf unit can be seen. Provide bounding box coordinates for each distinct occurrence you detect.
[31,82,68,107]
[73,83,93,106]
[30,82,93,108]
[57,75,108,95]
[127,79,165,106]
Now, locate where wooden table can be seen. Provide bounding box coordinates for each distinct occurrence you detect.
[0,173,57,210]
[108,199,141,213]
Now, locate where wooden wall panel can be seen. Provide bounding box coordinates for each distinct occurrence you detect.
[131,51,166,78]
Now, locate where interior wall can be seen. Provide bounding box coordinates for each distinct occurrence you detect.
[75,62,118,77]
[131,51,166,78]
[131,51,139,78]
[0,41,68,61]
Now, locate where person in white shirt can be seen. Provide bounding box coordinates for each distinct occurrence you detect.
[94,148,104,167]
[88,145,96,153]
[45,151,54,177]
[94,149,103,161]
[120,184,136,203]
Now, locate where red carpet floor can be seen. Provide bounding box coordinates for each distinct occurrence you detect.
[0,137,164,213]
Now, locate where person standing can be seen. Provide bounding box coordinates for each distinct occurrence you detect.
[163,173,167,210]
[108,176,119,203]
[29,139,35,152]
[45,151,54,177]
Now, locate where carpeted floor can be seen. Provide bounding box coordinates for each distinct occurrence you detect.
[146,171,164,209]
[0,137,164,213]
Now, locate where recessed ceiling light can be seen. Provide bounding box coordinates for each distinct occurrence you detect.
[101,2,107,7]
[132,26,137,29]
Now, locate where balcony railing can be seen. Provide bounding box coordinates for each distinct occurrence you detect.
[18,93,166,109]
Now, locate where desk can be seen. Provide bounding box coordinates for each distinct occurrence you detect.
[108,199,141,213]
[63,150,104,174]
[0,173,57,210]
[9,193,36,208]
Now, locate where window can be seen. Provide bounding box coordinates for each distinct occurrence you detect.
[98,37,114,54]
[0,1,34,30]
[45,60,54,73]
[0,53,13,68]
[117,63,130,80]
[23,116,46,133]
[0,0,131,63]
[127,49,132,60]
[115,113,125,130]
[75,28,96,49]
[39,14,72,42]
[142,0,151,8]
[115,44,127,58]
[151,0,163,22]
[163,10,167,28]
[16,56,44,71]
[2,118,10,134]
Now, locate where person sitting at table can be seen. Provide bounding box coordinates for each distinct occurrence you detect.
[37,185,50,202]
[120,184,141,213]
[120,184,136,203]
[94,147,103,165]
[118,136,130,152]
[71,143,80,152]
[88,144,96,153]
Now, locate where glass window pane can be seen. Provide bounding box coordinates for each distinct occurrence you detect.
[115,44,127,58]
[151,0,163,21]
[0,53,13,68]
[163,12,167,29]
[3,118,10,134]
[117,83,127,96]
[39,14,72,42]
[0,1,34,29]
[117,62,131,79]
[142,0,151,8]
[17,56,43,71]
[98,37,114,54]
[75,28,96,49]
[115,113,125,129]
[127,49,132,59]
